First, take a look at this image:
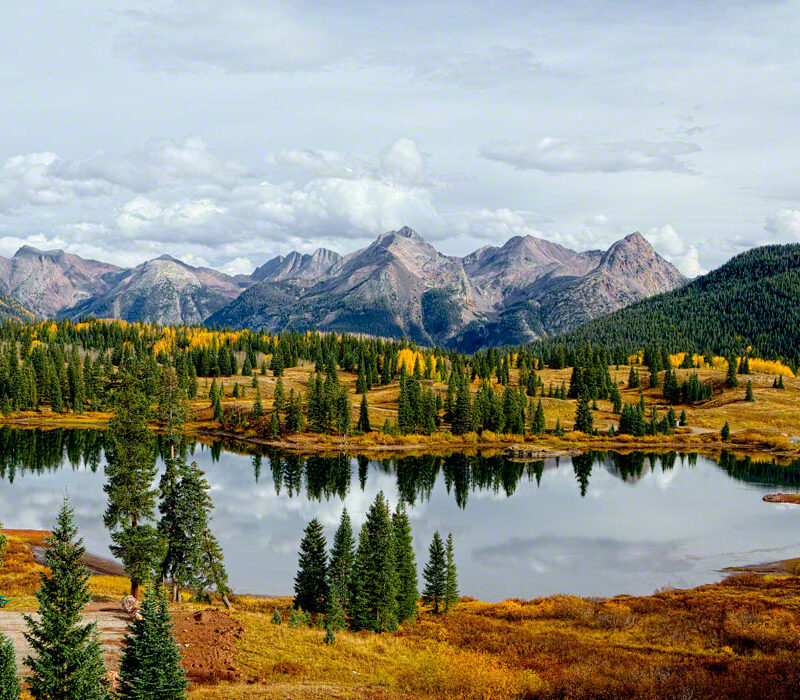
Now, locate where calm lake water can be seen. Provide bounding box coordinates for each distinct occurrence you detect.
[2,428,800,601]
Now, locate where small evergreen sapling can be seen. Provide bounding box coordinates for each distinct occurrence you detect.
[422,532,447,615]
[721,422,731,441]
[272,609,282,625]
[444,533,459,613]
[0,633,20,700]
[116,583,188,700]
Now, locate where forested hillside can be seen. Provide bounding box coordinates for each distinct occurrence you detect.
[558,244,800,359]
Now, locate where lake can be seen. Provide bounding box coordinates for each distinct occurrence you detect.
[1,428,799,601]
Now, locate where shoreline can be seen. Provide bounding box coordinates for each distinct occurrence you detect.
[2,411,800,461]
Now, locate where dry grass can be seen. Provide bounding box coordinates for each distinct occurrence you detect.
[2,361,799,458]
[186,574,800,700]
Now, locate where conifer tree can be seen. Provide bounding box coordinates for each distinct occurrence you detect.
[252,385,263,419]
[554,417,564,437]
[721,422,731,441]
[116,583,188,700]
[392,504,418,624]
[350,492,398,632]
[680,409,688,426]
[573,392,594,434]
[24,499,109,700]
[745,380,754,402]
[159,459,214,603]
[266,410,280,438]
[357,393,371,432]
[328,509,355,618]
[104,361,160,599]
[0,633,20,700]
[273,378,285,413]
[422,531,447,615]
[294,518,329,615]
[531,399,546,435]
[444,533,458,613]
[725,358,739,388]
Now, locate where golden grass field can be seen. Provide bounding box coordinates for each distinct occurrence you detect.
[6,527,800,699]
[3,359,798,462]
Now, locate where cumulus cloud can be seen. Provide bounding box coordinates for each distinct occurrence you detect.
[481,137,701,174]
[765,209,800,239]
[646,224,706,277]
[0,152,114,211]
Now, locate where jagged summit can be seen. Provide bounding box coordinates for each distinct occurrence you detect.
[0,227,686,349]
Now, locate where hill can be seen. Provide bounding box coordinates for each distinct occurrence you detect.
[559,243,800,358]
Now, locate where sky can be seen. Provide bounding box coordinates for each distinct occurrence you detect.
[1,0,799,277]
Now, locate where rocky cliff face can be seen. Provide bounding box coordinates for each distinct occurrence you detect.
[0,228,686,348]
[63,255,247,325]
[0,246,123,317]
[209,227,686,348]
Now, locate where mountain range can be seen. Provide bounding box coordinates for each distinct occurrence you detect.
[0,228,686,349]
[557,243,800,358]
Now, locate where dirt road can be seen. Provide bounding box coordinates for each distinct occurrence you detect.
[0,608,129,674]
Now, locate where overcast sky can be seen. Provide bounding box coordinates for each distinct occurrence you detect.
[1,0,798,276]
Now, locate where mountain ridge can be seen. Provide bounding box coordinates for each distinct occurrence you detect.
[0,227,687,349]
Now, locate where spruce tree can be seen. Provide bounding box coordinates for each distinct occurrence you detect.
[573,392,594,434]
[745,381,754,402]
[531,399,546,435]
[357,393,371,433]
[266,410,280,438]
[392,504,418,624]
[104,361,160,598]
[0,633,20,700]
[725,358,739,388]
[349,492,398,632]
[721,422,731,441]
[24,499,109,700]
[422,531,447,615]
[444,533,458,613]
[159,459,214,603]
[293,518,329,615]
[116,583,188,700]
[252,386,263,418]
[328,509,355,618]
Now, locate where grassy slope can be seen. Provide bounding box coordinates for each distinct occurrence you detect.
[2,359,800,457]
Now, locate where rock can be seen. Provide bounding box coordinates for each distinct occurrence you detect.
[121,595,140,618]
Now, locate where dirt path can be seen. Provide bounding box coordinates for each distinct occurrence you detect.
[0,610,129,674]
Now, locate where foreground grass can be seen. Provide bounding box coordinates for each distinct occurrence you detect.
[190,575,800,700]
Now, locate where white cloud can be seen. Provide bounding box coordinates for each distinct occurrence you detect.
[646,225,706,277]
[221,257,255,276]
[765,209,800,240]
[0,152,114,211]
[114,1,341,74]
[374,46,550,87]
[481,138,701,174]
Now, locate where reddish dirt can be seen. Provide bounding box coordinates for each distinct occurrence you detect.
[763,493,800,504]
[171,608,246,684]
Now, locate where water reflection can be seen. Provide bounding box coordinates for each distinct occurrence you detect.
[3,427,800,599]
[2,427,800,503]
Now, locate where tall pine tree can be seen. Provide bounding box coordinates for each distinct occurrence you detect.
[444,533,459,613]
[104,360,160,598]
[24,499,109,700]
[422,531,447,615]
[349,492,398,632]
[293,518,329,614]
[392,504,418,624]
